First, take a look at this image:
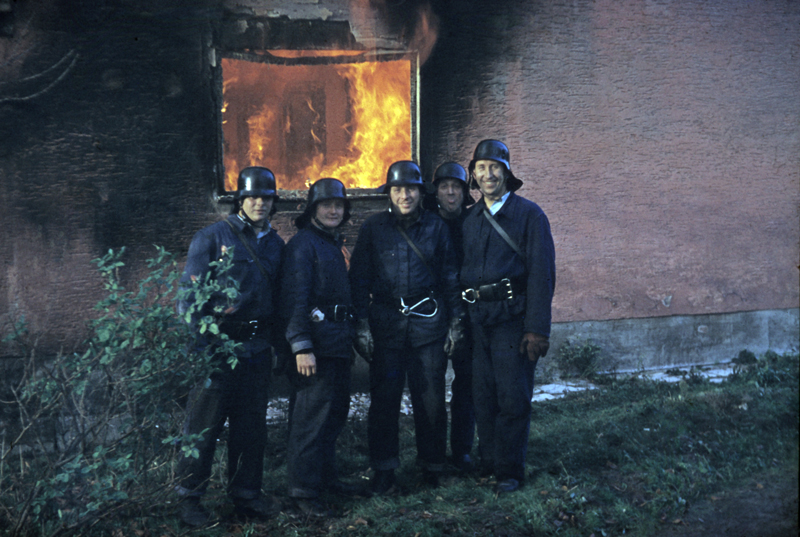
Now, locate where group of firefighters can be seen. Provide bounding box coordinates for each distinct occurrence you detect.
[174,139,556,526]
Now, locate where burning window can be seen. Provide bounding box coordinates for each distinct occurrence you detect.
[220,50,418,192]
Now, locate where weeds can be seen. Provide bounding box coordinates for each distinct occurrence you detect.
[554,338,602,379]
[0,247,240,536]
[1,254,798,537]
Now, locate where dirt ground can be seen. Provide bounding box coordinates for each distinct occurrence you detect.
[655,471,798,537]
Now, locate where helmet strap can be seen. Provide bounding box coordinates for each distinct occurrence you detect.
[312,214,338,232]
[238,209,267,232]
[311,215,341,240]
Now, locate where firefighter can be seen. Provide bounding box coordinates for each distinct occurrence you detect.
[279,178,365,516]
[175,166,284,526]
[429,162,476,472]
[350,161,466,494]
[460,140,556,494]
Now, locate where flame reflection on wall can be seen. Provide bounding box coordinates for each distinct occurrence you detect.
[221,54,412,191]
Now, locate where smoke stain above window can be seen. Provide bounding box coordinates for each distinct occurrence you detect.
[221,51,414,192]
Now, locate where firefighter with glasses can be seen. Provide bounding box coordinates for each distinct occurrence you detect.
[175,166,284,526]
[350,161,466,494]
[460,140,556,494]
[279,178,366,516]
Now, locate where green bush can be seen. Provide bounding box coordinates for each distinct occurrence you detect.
[0,246,240,536]
[730,349,797,388]
[555,338,602,379]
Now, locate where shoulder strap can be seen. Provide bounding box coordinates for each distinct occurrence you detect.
[224,218,269,279]
[395,224,436,283]
[482,208,525,260]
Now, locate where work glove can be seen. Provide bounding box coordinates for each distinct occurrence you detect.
[354,318,374,363]
[520,332,549,363]
[443,317,466,358]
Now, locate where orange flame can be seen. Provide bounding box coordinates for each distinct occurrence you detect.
[222,55,412,191]
[295,60,411,189]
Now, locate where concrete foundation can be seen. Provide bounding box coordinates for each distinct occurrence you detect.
[546,308,800,374]
[272,307,799,397]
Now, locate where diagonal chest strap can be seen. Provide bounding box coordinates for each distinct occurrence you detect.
[224,219,269,280]
[395,224,436,283]
[482,208,525,263]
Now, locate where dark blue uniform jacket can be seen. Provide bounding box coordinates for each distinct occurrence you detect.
[280,226,354,359]
[350,209,464,349]
[179,214,285,351]
[460,192,556,337]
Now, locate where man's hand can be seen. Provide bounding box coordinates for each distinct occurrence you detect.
[296,352,317,376]
[520,333,549,363]
[354,318,374,363]
[444,317,466,358]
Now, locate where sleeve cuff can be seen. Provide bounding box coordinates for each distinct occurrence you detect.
[290,340,314,354]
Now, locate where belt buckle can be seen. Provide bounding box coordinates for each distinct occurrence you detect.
[461,288,478,304]
[501,278,514,300]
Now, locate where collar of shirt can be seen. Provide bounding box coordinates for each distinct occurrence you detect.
[487,191,511,215]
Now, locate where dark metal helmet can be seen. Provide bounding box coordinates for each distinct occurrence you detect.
[468,139,523,192]
[431,161,472,209]
[381,160,424,193]
[295,178,351,229]
[433,161,468,185]
[236,166,278,199]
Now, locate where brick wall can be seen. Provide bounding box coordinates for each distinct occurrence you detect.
[421,0,800,322]
[1,0,797,355]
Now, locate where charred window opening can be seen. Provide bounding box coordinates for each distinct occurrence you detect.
[216,18,419,199]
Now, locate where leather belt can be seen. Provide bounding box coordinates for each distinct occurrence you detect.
[462,278,525,303]
[220,319,270,341]
[317,304,353,322]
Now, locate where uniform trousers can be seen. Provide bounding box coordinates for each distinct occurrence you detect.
[286,356,351,498]
[448,339,475,460]
[368,339,448,472]
[471,316,536,482]
[176,353,272,500]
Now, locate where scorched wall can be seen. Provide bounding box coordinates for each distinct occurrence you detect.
[0,0,798,361]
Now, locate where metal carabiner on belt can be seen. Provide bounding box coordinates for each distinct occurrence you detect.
[399,296,439,318]
[461,288,478,304]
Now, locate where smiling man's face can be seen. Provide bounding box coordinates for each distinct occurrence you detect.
[472,159,508,203]
[389,185,421,216]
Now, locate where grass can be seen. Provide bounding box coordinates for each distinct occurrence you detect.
[10,353,800,536]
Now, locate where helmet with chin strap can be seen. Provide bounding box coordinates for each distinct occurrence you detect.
[235,166,278,217]
[468,139,523,192]
[295,178,350,229]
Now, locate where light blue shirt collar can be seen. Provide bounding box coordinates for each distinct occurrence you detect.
[487,191,511,215]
